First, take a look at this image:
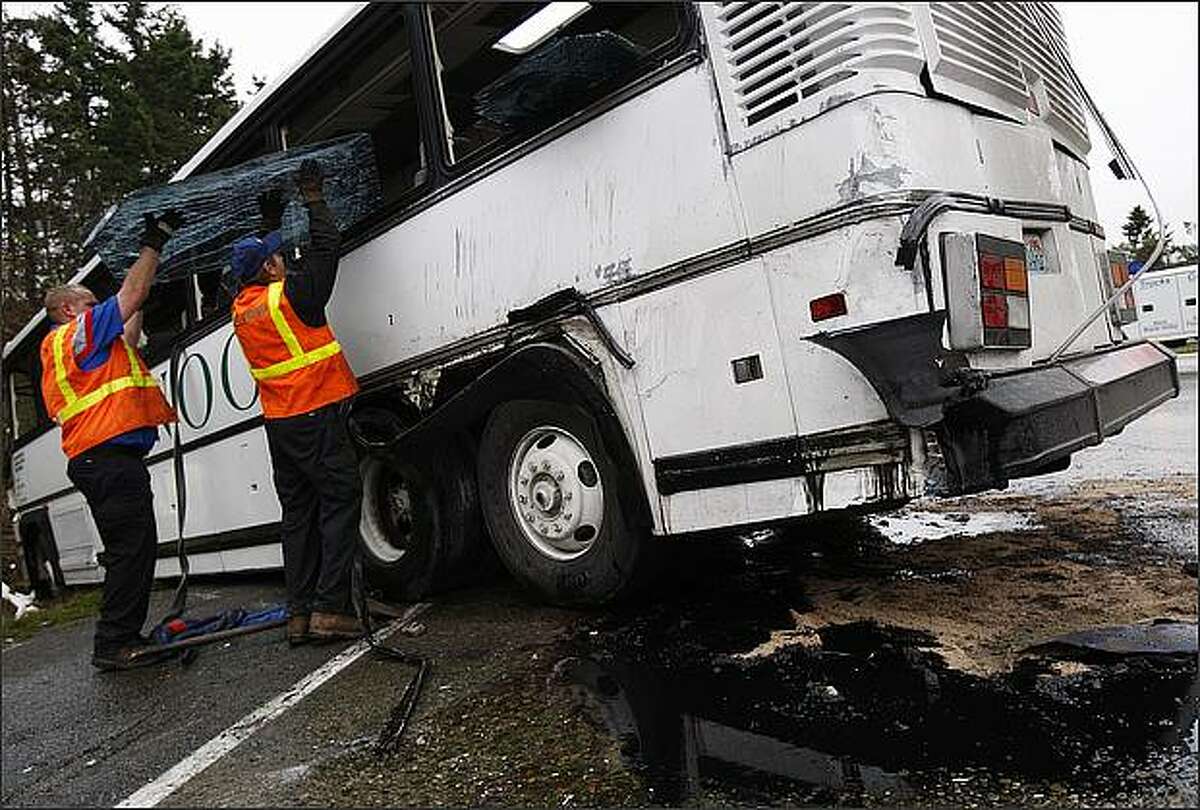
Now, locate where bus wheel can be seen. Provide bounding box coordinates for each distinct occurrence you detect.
[477,399,650,606]
[358,434,482,600]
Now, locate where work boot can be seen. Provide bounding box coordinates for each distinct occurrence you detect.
[287,614,311,647]
[91,639,174,672]
[309,611,363,641]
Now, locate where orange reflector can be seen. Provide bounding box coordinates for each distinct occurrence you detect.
[979,254,1005,289]
[1004,257,1028,292]
[809,292,848,322]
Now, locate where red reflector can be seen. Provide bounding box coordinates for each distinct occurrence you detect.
[809,292,848,322]
[979,254,1005,289]
[981,293,1008,328]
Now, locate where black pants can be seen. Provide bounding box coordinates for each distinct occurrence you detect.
[265,401,362,617]
[66,446,158,655]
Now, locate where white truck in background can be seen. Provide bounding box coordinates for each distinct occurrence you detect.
[1128,263,1198,346]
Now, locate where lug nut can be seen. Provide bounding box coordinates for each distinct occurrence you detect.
[564,493,573,502]
[518,494,527,504]
[541,461,550,471]
[555,471,564,481]
[565,512,572,520]
[520,477,529,486]
[552,524,561,533]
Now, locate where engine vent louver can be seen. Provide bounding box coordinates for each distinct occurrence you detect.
[701,3,1091,157]
[702,3,925,148]
[924,2,1089,154]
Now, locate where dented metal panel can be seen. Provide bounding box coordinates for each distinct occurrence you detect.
[700,3,926,152]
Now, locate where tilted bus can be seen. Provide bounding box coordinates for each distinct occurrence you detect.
[2,2,1179,605]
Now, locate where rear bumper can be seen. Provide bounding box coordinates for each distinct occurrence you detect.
[938,341,1179,491]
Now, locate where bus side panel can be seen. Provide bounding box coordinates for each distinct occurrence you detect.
[47,495,103,585]
[328,66,746,382]
[10,432,71,510]
[761,219,918,433]
[173,432,280,541]
[617,258,797,459]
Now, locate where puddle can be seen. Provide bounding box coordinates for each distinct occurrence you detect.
[868,510,1040,545]
[556,621,1198,807]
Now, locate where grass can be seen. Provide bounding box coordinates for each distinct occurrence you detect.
[1,587,102,645]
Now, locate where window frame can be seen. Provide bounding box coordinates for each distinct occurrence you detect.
[4,323,53,451]
[422,2,699,180]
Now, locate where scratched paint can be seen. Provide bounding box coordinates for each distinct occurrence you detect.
[836,154,912,202]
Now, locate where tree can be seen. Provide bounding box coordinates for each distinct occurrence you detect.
[1117,204,1174,264]
[1,2,239,342]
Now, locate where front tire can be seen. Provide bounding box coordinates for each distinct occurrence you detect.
[476,399,652,606]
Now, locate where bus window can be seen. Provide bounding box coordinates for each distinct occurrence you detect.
[8,358,41,441]
[139,277,192,364]
[284,10,426,206]
[430,3,682,166]
[196,269,232,321]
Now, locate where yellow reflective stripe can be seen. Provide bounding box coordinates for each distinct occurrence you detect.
[123,339,145,383]
[52,326,78,406]
[267,282,304,358]
[57,375,161,422]
[52,323,159,423]
[249,341,343,381]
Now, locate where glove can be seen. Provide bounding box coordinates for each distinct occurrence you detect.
[257,188,286,232]
[295,158,324,202]
[139,209,184,253]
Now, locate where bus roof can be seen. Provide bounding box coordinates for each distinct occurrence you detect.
[3,2,370,361]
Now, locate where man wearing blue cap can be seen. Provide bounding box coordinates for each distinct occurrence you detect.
[228,159,363,644]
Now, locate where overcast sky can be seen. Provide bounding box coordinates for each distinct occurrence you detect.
[6,2,1197,243]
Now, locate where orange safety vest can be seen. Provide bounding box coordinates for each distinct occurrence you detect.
[39,318,176,459]
[231,281,358,420]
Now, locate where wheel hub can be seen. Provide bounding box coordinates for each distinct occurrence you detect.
[509,426,604,561]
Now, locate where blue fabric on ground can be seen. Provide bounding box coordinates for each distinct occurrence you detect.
[150,603,288,645]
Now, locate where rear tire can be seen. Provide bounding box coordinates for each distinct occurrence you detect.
[476,399,652,606]
[358,433,484,600]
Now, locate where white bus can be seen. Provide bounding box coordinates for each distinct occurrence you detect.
[3,2,1180,605]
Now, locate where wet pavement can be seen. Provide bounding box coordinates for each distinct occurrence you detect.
[1,359,1196,807]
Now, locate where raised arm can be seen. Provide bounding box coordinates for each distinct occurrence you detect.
[115,211,183,322]
[123,310,144,348]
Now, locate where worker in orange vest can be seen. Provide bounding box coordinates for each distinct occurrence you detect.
[39,210,183,671]
[228,159,363,645]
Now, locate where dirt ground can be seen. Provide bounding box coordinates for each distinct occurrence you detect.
[784,476,1197,675]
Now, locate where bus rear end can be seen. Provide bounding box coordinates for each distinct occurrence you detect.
[687,2,1177,512]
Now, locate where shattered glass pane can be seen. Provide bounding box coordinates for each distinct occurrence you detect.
[83,133,383,285]
[473,32,646,128]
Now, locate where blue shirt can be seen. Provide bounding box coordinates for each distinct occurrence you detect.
[72,297,159,454]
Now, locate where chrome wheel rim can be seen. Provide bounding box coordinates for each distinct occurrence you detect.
[508,426,604,561]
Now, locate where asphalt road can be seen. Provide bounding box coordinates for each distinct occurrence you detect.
[1,357,1195,808]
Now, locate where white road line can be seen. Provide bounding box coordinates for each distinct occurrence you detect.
[116,603,431,809]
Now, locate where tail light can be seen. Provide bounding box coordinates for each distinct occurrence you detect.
[941,233,1033,350]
